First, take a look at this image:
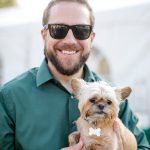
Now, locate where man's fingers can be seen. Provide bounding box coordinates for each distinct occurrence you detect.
[113,121,124,150]
[61,140,83,150]
[113,120,120,132]
[74,140,83,149]
[113,121,122,139]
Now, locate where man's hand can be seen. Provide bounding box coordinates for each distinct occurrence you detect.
[113,121,124,150]
[61,140,83,150]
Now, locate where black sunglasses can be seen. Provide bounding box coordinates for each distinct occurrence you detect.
[44,24,93,40]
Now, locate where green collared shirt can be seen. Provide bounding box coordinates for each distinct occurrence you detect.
[0,59,150,150]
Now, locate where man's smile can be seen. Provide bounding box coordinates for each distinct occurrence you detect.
[57,49,80,55]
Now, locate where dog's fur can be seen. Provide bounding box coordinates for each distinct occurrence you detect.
[69,79,137,150]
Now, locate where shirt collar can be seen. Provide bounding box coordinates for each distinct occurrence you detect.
[36,59,96,87]
[36,59,54,87]
[83,64,95,82]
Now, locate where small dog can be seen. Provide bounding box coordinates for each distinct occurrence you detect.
[69,78,137,150]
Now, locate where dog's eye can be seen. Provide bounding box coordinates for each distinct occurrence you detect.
[107,100,112,105]
[89,98,96,104]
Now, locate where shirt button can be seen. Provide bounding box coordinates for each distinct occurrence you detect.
[71,95,74,99]
[72,120,76,125]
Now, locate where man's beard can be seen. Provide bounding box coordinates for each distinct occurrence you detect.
[44,47,90,76]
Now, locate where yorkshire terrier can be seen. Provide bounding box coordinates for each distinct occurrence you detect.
[69,78,137,150]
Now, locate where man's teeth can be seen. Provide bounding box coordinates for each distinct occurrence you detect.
[61,50,77,55]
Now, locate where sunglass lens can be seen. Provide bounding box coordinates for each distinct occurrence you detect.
[73,25,92,40]
[49,25,68,39]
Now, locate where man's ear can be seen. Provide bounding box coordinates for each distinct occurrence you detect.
[41,29,47,41]
[91,32,95,42]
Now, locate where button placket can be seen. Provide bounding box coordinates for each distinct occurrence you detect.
[68,95,79,132]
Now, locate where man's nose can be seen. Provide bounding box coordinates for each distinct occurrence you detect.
[62,29,77,44]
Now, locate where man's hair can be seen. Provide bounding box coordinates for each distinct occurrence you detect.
[42,0,95,27]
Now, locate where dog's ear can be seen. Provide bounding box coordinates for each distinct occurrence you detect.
[115,86,132,101]
[71,78,86,95]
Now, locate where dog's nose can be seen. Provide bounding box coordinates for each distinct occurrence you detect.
[98,104,105,110]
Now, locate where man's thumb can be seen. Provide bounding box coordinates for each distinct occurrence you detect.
[75,140,83,148]
[70,141,83,149]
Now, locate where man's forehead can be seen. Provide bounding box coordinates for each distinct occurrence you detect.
[47,2,90,24]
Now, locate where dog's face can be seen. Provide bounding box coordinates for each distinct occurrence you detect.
[71,79,132,124]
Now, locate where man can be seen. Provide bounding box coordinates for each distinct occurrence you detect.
[0,0,149,149]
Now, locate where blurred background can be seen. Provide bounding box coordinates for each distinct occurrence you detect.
[0,0,150,141]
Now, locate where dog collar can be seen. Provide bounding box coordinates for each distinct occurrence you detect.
[89,127,101,136]
[84,118,101,136]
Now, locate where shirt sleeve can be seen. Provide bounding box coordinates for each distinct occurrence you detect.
[0,89,15,150]
[119,100,150,150]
